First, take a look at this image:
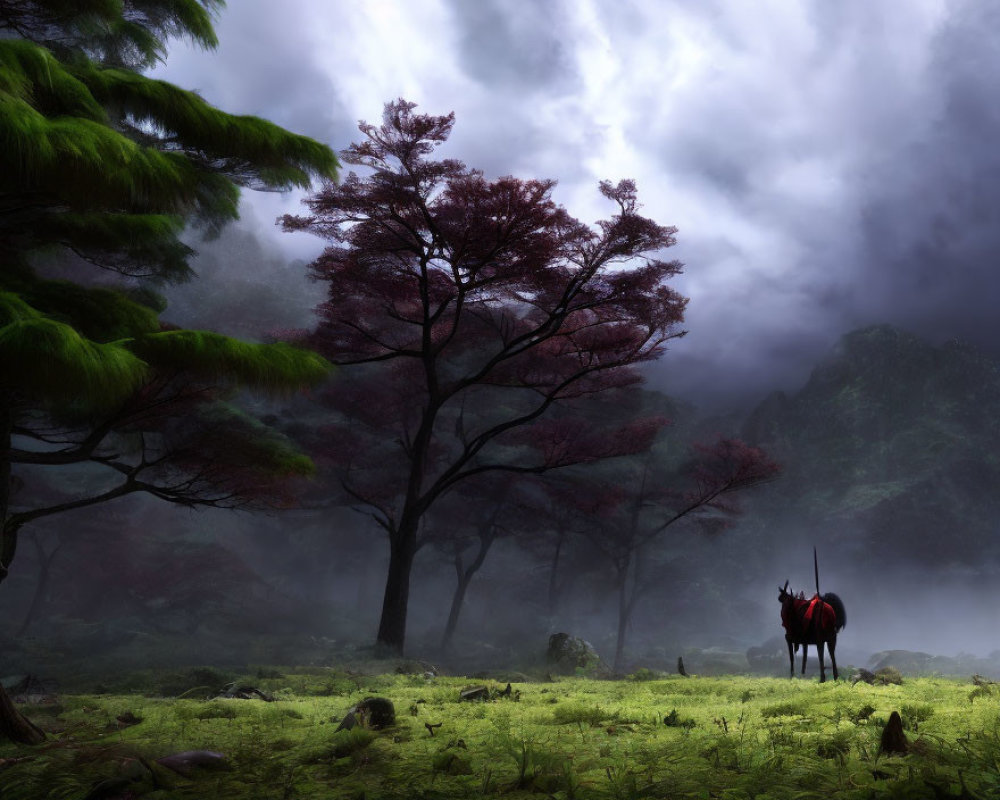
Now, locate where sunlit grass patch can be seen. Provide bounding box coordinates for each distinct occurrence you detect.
[3,671,1000,798]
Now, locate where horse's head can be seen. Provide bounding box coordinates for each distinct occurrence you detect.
[778,580,791,604]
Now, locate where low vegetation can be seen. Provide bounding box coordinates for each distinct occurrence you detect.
[2,669,999,798]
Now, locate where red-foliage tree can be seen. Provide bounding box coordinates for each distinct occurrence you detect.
[283,100,688,655]
[582,436,780,674]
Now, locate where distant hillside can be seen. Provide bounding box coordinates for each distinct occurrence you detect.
[740,324,1000,567]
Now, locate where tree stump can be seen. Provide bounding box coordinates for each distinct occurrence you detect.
[879,711,908,755]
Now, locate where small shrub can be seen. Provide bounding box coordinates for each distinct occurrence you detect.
[874,666,903,685]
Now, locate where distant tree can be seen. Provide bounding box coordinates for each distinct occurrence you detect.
[0,0,337,744]
[425,474,529,654]
[585,437,780,674]
[283,99,687,655]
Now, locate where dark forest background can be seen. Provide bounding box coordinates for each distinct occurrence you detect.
[4,225,998,679]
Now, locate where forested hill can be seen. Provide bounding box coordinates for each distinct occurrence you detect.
[738,324,1000,568]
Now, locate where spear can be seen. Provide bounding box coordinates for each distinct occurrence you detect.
[814,546,820,596]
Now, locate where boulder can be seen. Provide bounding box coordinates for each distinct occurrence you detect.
[335,696,396,730]
[545,633,605,675]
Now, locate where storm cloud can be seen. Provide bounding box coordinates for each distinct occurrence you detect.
[154,0,998,411]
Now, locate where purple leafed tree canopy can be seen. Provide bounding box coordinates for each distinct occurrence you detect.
[282,99,691,654]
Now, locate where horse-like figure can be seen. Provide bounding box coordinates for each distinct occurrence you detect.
[778,580,846,682]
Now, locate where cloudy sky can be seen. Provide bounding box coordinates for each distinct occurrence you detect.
[155,0,1000,411]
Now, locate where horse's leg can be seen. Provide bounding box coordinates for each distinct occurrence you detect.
[800,643,808,675]
[786,638,794,678]
[829,637,839,681]
[817,640,826,683]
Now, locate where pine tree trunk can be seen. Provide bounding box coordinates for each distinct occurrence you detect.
[0,403,47,744]
[1,401,16,587]
[0,682,45,745]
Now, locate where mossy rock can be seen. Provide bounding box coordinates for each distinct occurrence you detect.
[545,633,607,676]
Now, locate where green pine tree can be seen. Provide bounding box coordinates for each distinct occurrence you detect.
[0,1,338,743]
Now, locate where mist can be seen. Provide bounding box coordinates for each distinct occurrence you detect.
[6,0,1000,685]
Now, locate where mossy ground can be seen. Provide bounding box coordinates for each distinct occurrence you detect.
[2,670,998,799]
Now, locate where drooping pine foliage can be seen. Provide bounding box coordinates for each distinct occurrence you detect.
[0,0,222,69]
[128,331,332,390]
[0,0,337,680]
[0,16,338,280]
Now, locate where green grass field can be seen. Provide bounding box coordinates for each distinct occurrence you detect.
[2,669,998,799]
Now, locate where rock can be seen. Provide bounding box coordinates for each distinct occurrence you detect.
[459,685,489,702]
[545,633,605,675]
[359,696,395,728]
[114,711,142,729]
[879,711,908,755]
[217,683,273,701]
[336,696,396,730]
[334,710,360,732]
[852,667,903,686]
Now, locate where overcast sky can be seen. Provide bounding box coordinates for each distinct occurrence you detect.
[155,0,1000,411]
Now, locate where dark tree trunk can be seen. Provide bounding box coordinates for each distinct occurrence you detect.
[612,546,647,675]
[440,568,471,653]
[612,557,630,675]
[0,401,47,744]
[374,386,442,656]
[375,515,419,656]
[439,527,495,653]
[546,526,566,617]
[1,402,16,588]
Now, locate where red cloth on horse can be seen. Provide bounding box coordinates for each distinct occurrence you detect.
[782,594,835,634]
